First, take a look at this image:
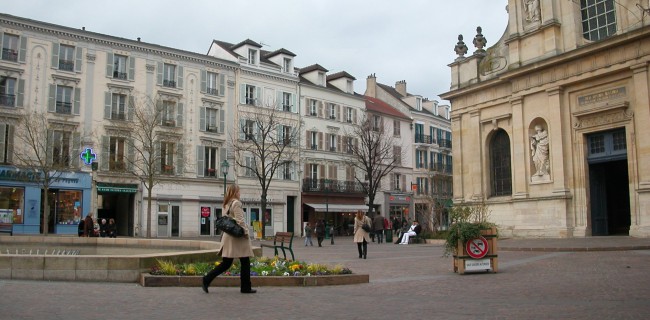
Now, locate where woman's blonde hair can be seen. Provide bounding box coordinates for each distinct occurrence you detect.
[223,184,240,208]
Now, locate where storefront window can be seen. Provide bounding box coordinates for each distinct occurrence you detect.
[0,187,24,224]
[54,190,82,224]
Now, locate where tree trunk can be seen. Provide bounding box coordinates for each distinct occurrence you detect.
[42,187,49,236]
[261,193,267,238]
[146,186,153,238]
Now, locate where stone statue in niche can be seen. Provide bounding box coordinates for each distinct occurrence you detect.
[524,0,540,22]
[530,124,550,181]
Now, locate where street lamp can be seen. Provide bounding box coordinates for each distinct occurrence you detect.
[220,160,230,195]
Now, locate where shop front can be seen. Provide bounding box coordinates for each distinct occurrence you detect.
[303,203,368,237]
[96,182,138,237]
[386,193,414,226]
[0,166,91,235]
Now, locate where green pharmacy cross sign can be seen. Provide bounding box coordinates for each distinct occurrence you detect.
[80,148,97,166]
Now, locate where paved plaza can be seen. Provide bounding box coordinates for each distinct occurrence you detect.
[1,236,650,319]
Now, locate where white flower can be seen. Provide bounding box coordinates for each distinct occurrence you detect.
[283,272,290,276]
[306,273,311,277]
[261,271,269,276]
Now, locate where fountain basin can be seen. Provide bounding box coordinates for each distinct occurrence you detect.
[0,235,259,283]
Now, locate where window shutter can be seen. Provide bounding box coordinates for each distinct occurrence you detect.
[353,109,357,123]
[276,91,282,110]
[291,94,296,113]
[196,145,205,177]
[176,103,183,127]
[51,42,59,69]
[73,88,81,115]
[127,95,134,121]
[48,84,56,112]
[154,142,161,174]
[127,138,135,171]
[305,99,310,115]
[220,147,227,165]
[105,52,114,77]
[319,165,325,179]
[276,124,282,142]
[101,136,110,171]
[219,109,225,134]
[16,79,24,107]
[199,107,206,132]
[318,132,323,150]
[337,135,342,152]
[200,70,206,93]
[219,74,225,96]
[18,36,27,63]
[336,105,340,120]
[304,164,309,180]
[239,119,245,140]
[46,130,54,166]
[0,124,5,163]
[127,56,135,81]
[176,143,184,175]
[177,66,184,89]
[318,101,323,117]
[325,133,330,149]
[74,47,82,72]
[156,62,163,85]
[6,125,13,163]
[104,91,112,119]
[254,87,261,106]
[239,84,246,104]
[71,132,81,167]
[401,175,406,192]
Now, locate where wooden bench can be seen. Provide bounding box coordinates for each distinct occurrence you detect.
[260,232,295,260]
[0,223,13,235]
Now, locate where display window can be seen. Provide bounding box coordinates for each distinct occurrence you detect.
[0,187,24,224]
[50,189,83,224]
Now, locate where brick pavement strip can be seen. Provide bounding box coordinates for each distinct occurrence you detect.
[1,238,650,319]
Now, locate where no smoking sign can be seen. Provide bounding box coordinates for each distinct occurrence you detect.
[465,236,489,259]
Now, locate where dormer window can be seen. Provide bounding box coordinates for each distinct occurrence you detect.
[415,97,422,111]
[283,58,291,73]
[248,49,257,65]
[346,80,353,93]
[318,72,325,86]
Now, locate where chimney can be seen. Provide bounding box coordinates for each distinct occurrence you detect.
[365,73,377,98]
[395,80,407,97]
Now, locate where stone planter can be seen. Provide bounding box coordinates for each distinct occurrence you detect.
[139,273,370,287]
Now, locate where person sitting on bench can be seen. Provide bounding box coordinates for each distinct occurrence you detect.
[396,220,421,244]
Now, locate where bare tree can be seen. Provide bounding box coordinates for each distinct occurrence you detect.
[414,167,453,233]
[9,110,84,235]
[344,114,402,216]
[108,93,189,238]
[231,104,300,238]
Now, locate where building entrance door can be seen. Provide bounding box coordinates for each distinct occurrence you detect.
[587,129,630,236]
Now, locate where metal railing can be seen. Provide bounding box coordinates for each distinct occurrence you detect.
[301,178,367,193]
[163,79,176,88]
[206,87,218,95]
[55,101,72,114]
[59,59,74,71]
[1,48,18,62]
[415,134,435,144]
[113,71,127,80]
[438,139,452,149]
[0,94,15,107]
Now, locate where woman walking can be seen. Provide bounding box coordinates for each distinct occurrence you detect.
[353,210,372,259]
[202,184,256,294]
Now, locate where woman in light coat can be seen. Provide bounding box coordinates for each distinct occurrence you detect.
[202,184,256,294]
[353,210,372,259]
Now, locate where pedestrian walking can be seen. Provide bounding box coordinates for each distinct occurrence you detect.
[353,210,372,259]
[202,184,256,294]
[304,222,314,246]
[315,219,325,247]
[373,212,385,244]
[329,223,335,245]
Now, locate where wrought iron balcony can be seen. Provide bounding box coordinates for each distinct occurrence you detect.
[163,79,176,88]
[1,48,17,62]
[111,112,126,120]
[206,87,218,95]
[113,71,127,80]
[0,94,15,107]
[55,101,72,114]
[429,163,453,174]
[415,134,434,144]
[438,139,452,149]
[302,178,367,193]
[59,59,74,71]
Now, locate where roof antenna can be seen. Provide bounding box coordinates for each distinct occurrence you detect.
[259,41,270,47]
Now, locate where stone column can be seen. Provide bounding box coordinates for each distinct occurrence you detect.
[510,96,528,199]
[546,86,569,195]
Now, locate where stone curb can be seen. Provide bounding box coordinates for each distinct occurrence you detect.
[499,245,650,252]
[139,273,370,287]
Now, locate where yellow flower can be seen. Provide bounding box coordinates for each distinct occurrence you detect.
[214,261,221,267]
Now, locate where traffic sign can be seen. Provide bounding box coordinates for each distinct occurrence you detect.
[465,236,489,259]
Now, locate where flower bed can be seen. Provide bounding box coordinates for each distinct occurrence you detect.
[140,256,369,287]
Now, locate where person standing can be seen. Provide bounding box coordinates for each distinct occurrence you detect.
[315,219,325,247]
[372,212,385,244]
[353,210,372,259]
[107,218,117,238]
[329,223,335,245]
[202,184,256,294]
[304,222,314,246]
[99,219,108,237]
[77,218,85,237]
[392,216,400,238]
[83,214,93,237]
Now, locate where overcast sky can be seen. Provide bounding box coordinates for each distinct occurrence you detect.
[2,0,508,103]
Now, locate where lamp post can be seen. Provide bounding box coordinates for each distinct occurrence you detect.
[220,160,230,196]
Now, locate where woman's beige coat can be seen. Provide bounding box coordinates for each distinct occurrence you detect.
[219,199,254,258]
[353,215,372,243]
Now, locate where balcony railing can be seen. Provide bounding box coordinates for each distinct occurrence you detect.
[163,79,176,88]
[206,87,218,95]
[113,71,127,80]
[59,59,74,71]
[311,144,318,150]
[329,147,337,152]
[302,178,367,193]
[415,134,434,144]
[1,48,18,62]
[163,119,176,127]
[206,125,218,132]
[162,165,174,174]
[438,139,452,149]
[205,168,217,177]
[111,112,126,120]
[55,101,72,114]
[429,163,453,174]
[0,94,15,107]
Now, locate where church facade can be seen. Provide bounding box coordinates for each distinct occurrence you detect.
[440,0,650,237]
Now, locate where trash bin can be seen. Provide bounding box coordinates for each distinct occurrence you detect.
[385,229,392,243]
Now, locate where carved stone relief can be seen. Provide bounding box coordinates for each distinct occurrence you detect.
[524,0,540,23]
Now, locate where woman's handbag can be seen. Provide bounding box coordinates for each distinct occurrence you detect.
[215,216,245,238]
[361,223,372,233]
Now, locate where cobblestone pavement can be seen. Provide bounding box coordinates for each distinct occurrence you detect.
[1,236,650,320]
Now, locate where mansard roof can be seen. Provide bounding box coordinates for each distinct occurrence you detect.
[266,48,296,57]
[231,38,263,50]
[299,64,329,74]
[364,96,410,120]
[327,71,356,81]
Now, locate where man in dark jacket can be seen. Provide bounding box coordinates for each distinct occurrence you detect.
[372,212,385,244]
[83,214,93,237]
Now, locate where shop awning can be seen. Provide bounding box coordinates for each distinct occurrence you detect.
[305,203,369,213]
[97,182,139,193]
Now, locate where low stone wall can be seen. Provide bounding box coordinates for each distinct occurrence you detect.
[140,273,370,287]
[0,235,259,283]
